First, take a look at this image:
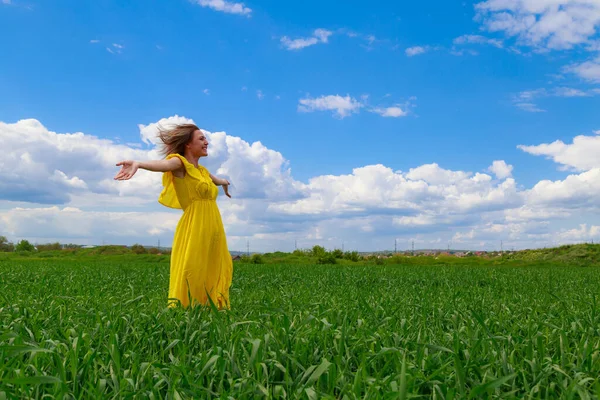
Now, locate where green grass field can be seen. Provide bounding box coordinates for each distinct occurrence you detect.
[1,254,600,398]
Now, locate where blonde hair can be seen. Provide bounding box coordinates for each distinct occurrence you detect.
[157,123,200,157]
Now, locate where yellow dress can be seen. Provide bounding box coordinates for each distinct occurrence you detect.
[158,153,233,309]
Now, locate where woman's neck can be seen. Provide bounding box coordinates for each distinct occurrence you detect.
[183,152,199,168]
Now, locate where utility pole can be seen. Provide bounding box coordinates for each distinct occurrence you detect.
[157,239,160,249]
[501,240,503,256]
[394,239,397,254]
[412,240,414,256]
[247,240,249,256]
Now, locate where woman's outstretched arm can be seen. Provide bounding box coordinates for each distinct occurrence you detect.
[209,173,232,198]
[114,158,183,180]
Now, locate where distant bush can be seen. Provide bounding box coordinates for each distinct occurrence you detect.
[364,255,385,265]
[293,249,308,257]
[14,250,34,257]
[147,247,160,255]
[36,242,62,252]
[331,249,344,259]
[37,251,65,258]
[250,254,264,264]
[0,236,14,252]
[311,245,326,258]
[269,251,288,258]
[15,240,35,252]
[93,246,132,255]
[131,244,147,254]
[388,255,407,264]
[344,251,361,262]
[317,253,337,265]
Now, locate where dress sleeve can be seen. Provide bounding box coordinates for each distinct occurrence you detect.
[157,154,187,210]
[157,154,209,209]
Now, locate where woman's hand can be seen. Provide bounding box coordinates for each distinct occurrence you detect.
[221,179,231,198]
[114,160,139,180]
[210,174,232,198]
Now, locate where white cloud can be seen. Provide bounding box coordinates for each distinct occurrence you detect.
[515,102,546,112]
[450,49,480,56]
[473,1,600,88]
[0,206,180,243]
[525,168,600,211]
[504,205,571,223]
[588,40,600,51]
[556,223,600,242]
[405,46,429,56]
[518,130,600,171]
[280,28,333,50]
[90,39,100,44]
[511,86,598,111]
[266,163,524,242]
[192,0,251,16]
[298,95,363,118]
[2,0,11,4]
[256,90,264,100]
[339,30,392,51]
[565,57,600,82]
[453,34,504,48]
[50,170,88,190]
[314,29,333,42]
[475,0,600,51]
[203,89,210,95]
[104,43,124,55]
[0,119,159,205]
[370,106,408,118]
[553,86,592,97]
[488,160,514,179]
[298,95,413,119]
[405,163,472,185]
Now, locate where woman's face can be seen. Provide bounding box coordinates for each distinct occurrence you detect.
[187,130,209,158]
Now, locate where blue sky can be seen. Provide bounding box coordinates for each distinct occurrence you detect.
[1,0,600,251]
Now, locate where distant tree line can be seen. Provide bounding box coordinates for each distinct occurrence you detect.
[0,237,167,255]
[0,236,38,252]
[236,245,363,265]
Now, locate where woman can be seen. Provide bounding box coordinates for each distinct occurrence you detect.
[114,123,233,309]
